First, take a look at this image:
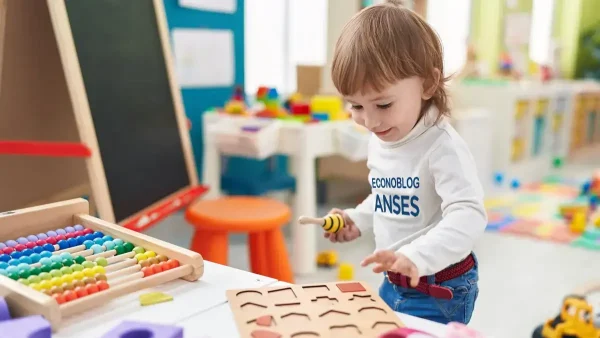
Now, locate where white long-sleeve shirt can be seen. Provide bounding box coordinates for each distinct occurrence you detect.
[345,109,487,277]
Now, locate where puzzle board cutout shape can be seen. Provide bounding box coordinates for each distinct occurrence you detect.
[226,281,404,338]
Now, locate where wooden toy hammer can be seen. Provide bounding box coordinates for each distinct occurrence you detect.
[298,214,345,233]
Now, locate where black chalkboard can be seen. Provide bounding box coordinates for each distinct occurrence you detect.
[64,0,191,221]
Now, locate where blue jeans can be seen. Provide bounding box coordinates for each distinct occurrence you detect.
[379,255,479,324]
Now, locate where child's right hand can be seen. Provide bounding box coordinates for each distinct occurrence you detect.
[324,208,361,243]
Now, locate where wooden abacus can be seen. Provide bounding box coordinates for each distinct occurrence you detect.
[0,198,204,331]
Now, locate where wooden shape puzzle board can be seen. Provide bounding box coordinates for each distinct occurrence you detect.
[226,281,404,338]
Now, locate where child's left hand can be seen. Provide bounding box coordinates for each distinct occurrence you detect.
[361,250,420,287]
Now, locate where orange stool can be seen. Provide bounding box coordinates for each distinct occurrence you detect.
[185,196,294,283]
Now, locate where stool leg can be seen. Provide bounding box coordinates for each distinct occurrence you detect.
[191,230,228,266]
[264,229,294,283]
[249,232,269,276]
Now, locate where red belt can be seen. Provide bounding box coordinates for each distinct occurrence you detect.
[387,253,475,300]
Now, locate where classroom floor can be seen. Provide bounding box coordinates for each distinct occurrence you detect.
[146,155,600,338]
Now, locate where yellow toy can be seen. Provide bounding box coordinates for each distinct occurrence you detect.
[337,263,354,281]
[316,250,338,267]
[298,214,345,233]
[533,295,599,338]
[559,204,588,219]
[224,100,246,115]
[310,95,345,120]
[287,92,302,104]
[569,211,587,234]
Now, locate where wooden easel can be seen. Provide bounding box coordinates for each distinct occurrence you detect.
[0,0,201,230]
[0,0,6,95]
[0,0,91,215]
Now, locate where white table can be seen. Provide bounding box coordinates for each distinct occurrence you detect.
[179,301,448,338]
[55,263,448,337]
[55,261,278,337]
[179,281,448,337]
[202,113,369,275]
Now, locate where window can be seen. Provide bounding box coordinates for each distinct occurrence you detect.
[244,0,327,96]
[529,0,555,65]
[244,0,287,95]
[426,0,472,76]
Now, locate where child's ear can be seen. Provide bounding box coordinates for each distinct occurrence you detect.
[421,68,441,100]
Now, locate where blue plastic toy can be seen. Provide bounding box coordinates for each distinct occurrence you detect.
[590,195,598,209]
[510,178,521,189]
[493,172,504,185]
[102,320,183,338]
[582,181,592,195]
[267,88,279,99]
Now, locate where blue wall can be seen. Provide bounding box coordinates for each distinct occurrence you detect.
[163,0,245,178]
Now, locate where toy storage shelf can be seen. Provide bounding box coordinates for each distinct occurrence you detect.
[451,79,600,182]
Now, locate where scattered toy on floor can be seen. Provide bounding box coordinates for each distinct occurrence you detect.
[511,178,521,189]
[532,294,599,338]
[569,211,588,234]
[590,195,598,211]
[139,291,173,306]
[559,203,588,220]
[316,250,337,268]
[298,214,345,233]
[101,320,183,338]
[552,157,563,168]
[493,172,504,185]
[337,262,354,281]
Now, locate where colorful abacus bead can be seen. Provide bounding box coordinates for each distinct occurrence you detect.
[7,228,181,305]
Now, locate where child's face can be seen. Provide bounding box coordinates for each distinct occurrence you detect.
[345,77,426,142]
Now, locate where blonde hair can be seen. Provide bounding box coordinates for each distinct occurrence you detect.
[331,0,450,118]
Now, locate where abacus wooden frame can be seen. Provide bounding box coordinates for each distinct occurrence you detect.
[0,198,204,331]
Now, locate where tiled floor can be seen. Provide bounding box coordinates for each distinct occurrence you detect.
[145,159,600,338]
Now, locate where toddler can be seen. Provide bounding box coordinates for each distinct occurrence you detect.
[326,0,487,324]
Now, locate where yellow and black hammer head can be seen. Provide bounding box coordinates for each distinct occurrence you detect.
[322,214,345,233]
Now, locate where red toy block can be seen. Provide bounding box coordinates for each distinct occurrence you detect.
[290,103,310,115]
[256,86,269,99]
[336,282,366,293]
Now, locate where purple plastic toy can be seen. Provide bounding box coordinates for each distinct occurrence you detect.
[101,321,183,338]
[0,315,51,338]
[0,297,11,322]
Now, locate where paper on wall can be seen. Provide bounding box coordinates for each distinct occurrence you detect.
[178,0,236,14]
[171,29,235,88]
[504,12,531,47]
[505,0,518,9]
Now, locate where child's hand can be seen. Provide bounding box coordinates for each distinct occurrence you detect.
[324,208,361,243]
[361,250,419,287]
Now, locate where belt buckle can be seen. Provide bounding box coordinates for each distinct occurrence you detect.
[428,284,453,300]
